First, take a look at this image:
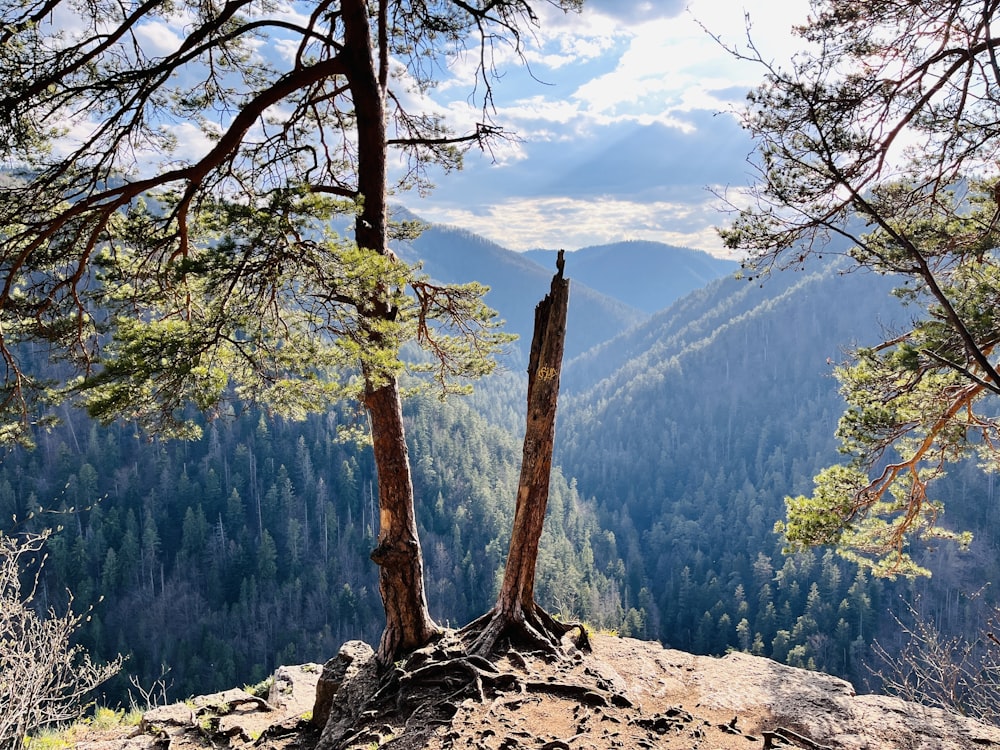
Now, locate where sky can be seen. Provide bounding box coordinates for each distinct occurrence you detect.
[403,0,813,258]
[56,0,813,260]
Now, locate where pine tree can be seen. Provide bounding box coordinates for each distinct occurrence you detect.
[723,0,1000,576]
[0,0,574,664]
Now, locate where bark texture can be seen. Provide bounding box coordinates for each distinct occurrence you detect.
[344,0,439,665]
[465,251,586,655]
[499,251,569,612]
[366,380,440,665]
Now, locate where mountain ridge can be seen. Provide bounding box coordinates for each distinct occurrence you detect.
[8,223,999,719]
[396,223,646,362]
[394,223,736,362]
[526,239,738,315]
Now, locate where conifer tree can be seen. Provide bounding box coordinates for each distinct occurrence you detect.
[0,0,579,662]
[722,0,1000,576]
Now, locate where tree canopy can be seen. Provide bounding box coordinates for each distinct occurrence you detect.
[721,0,1000,575]
[0,0,580,662]
[0,0,582,442]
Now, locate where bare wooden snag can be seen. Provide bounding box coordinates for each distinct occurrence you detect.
[465,250,588,655]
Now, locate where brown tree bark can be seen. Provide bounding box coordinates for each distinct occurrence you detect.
[344,0,439,665]
[464,251,587,655]
[366,379,440,664]
[498,251,568,613]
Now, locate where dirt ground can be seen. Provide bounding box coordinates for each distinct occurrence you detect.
[70,632,1000,750]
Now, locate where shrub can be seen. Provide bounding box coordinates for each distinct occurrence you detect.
[0,531,123,747]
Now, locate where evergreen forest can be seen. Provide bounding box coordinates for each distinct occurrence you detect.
[5,233,998,707]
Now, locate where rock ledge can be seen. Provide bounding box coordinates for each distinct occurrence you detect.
[73,635,1000,749]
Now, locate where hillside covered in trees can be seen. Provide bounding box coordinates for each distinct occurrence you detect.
[5,235,998,707]
[8,0,1000,744]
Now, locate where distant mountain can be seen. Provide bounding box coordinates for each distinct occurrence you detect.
[13,237,1000,707]
[525,240,738,314]
[552,259,1000,678]
[395,224,647,363]
[564,259,901,407]
[562,257,911,394]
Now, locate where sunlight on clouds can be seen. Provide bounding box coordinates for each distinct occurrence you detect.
[267,2,311,28]
[273,38,299,64]
[552,34,615,63]
[571,1,810,125]
[572,19,681,113]
[392,60,451,116]
[524,20,620,69]
[433,34,529,95]
[412,196,740,259]
[160,121,218,164]
[689,0,813,62]
[405,1,812,253]
[497,96,583,130]
[517,12,629,82]
[50,117,101,159]
[134,21,184,56]
[524,50,586,70]
[433,5,619,95]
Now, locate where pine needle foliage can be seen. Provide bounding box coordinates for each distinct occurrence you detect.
[722,1,1000,575]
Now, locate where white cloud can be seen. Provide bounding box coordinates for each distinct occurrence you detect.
[568,2,812,124]
[421,1,811,138]
[159,121,218,164]
[409,194,741,258]
[134,21,184,56]
[49,117,101,159]
[399,0,816,253]
[522,14,622,69]
[273,38,300,64]
[494,95,584,130]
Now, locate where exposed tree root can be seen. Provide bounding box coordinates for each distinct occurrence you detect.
[460,602,591,658]
[316,607,595,749]
[320,629,635,750]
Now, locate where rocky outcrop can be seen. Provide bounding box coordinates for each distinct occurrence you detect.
[79,664,323,750]
[309,634,1000,750]
[603,639,1000,750]
[74,634,1000,749]
[311,640,377,732]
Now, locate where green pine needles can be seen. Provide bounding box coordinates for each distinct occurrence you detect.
[724,0,1000,576]
[68,191,513,439]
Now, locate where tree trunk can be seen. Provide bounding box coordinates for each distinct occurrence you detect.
[343,0,439,665]
[464,251,586,655]
[498,251,569,613]
[366,379,439,664]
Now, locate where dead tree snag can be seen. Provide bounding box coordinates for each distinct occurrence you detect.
[463,251,588,656]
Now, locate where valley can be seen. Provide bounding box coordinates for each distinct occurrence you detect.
[3,227,995,712]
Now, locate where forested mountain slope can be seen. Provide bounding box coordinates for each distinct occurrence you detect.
[5,239,999,709]
[396,225,646,362]
[1,390,624,704]
[555,260,1000,681]
[560,268,799,393]
[526,240,738,315]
